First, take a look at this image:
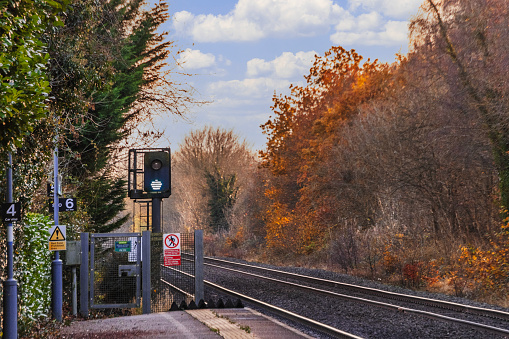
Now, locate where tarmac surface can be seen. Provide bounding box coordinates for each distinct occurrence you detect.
[58,308,315,338]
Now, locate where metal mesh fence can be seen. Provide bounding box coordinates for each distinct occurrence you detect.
[151,232,195,312]
[90,234,141,309]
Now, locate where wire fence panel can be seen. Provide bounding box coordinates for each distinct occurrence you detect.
[151,232,195,312]
[90,233,141,309]
[86,232,195,313]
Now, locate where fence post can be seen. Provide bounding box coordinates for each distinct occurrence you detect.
[79,232,89,317]
[142,231,151,314]
[194,230,204,303]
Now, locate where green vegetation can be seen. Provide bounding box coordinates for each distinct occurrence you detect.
[0,0,64,151]
[206,169,238,232]
[0,0,195,333]
[240,325,251,333]
[14,213,52,335]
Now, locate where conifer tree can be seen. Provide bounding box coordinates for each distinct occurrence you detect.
[206,169,238,232]
[42,0,192,232]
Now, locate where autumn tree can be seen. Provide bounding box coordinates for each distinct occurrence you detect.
[331,67,497,273]
[396,0,509,296]
[311,0,503,278]
[410,0,509,214]
[168,126,256,234]
[260,46,396,254]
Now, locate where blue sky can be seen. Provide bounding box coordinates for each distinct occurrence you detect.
[152,0,423,151]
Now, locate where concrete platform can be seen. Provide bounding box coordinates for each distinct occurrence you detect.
[59,308,314,338]
[188,308,314,339]
[59,311,220,338]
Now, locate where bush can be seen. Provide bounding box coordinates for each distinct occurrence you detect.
[15,213,52,334]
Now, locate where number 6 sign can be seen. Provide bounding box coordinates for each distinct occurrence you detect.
[49,198,77,212]
[64,198,76,211]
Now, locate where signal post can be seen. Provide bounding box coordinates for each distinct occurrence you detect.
[128,148,171,232]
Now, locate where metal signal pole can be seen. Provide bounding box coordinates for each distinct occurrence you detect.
[52,146,62,321]
[3,152,17,338]
[152,197,161,232]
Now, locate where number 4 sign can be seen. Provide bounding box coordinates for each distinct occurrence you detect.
[1,203,21,222]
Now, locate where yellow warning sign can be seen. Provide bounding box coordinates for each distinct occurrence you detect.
[50,226,65,241]
[49,241,66,251]
[49,225,66,251]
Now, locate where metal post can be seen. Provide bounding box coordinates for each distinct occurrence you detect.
[152,197,161,232]
[72,266,77,316]
[132,151,137,189]
[3,152,17,338]
[52,147,63,321]
[194,230,204,303]
[80,232,89,317]
[142,231,151,314]
[146,201,150,230]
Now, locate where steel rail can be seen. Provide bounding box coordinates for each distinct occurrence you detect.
[160,265,195,298]
[205,280,363,339]
[205,257,509,321]
[162,263,362,338]
[206,260,509,337]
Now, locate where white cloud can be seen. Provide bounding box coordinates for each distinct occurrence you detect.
[208,78,293,100]
[356,12,383,31]
[173,1,414,48]
[331,18,409,46]
[178,48,216,69]
[246,51,316,78]
[348,0,422,19]
[172,0,347,42]
[172,11,194,32]
[330,6,411,47]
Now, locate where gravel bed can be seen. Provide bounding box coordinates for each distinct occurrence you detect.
[204,257,509,339]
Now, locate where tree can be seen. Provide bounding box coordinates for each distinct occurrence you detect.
[206,169,237,232]
[0,0,63,152]
[410,0,509,213]
[38,0,195,232]
[0,0,66,208]
[168,126,255,233]
[260,46,396,253]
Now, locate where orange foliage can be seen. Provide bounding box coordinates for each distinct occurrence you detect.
[448,217,509,297]
[260,46,400,254]
[264,201,296,252]
[382,244,401,275]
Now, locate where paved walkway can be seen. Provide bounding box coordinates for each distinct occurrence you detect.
[58,308,315,338]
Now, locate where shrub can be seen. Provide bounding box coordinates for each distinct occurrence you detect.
[15,213,52,334]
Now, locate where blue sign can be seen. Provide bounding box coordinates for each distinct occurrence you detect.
[115,241,131,252]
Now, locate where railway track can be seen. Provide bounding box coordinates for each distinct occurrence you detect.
[161,262,360,338]
[203,257,509,338]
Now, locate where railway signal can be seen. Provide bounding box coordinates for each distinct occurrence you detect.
[128,148,171,232]
[144,151,171,197]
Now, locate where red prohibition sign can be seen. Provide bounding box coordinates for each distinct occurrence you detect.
[165,234,179,248]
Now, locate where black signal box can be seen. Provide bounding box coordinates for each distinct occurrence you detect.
[128,148,171,199]
[144,151,171,197]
